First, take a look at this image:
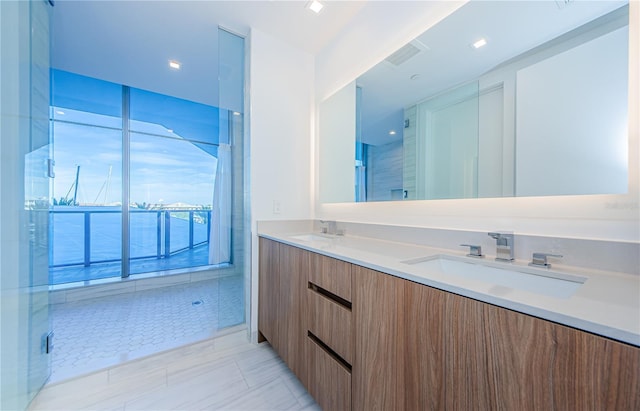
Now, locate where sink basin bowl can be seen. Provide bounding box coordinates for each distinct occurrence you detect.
[401,255,586,299]
[289,233,334,244]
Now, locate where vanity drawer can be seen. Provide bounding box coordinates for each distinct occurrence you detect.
[309,253,352,302]
[308,286,353,365]
[307,334,352,411]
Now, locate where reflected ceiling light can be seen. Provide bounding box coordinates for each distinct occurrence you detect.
[55,110,65,115]
[167,129,174,133]
[308,0,323,13]
[168,60,181,70]
[233,111,241,116]
[472,38,487,49]
[389,130,397,136]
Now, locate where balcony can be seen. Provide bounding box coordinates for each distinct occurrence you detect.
[49,207,213,285]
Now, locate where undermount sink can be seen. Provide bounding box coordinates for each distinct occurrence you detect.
[289,233,335,244]
[401,255,586,299]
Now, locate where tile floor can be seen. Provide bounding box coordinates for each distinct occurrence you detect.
[30,331,320,411]
[50,275,244,382]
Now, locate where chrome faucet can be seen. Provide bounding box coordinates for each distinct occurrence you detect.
[488,232,514,262]
[460,244,484,258]
[529,252,563,269]
[320,220,343,236]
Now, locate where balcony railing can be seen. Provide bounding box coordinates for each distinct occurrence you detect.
[49,207,212,269]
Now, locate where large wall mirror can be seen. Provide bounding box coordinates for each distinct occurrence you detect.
[318,0,629,203]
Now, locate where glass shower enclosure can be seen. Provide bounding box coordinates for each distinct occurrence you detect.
[1,0,53,409]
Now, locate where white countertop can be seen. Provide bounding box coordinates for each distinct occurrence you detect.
[258,230,640,347]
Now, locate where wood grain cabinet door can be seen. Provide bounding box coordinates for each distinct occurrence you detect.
[444,291,496,410]
[353,266,403,411]
[258,238,280,350]
[307,336,352,411]
[278,244,310,386]
[402,280,447,411]
[309,253,352,302]
[482,302,640,411]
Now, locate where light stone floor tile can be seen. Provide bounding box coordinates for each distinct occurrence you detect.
[30,334,319,411]
[213,377,300,411]
[235,348,291,388]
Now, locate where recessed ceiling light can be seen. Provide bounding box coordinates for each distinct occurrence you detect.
[168,60,181,70]
[308,0,323,14]
[389,130,397,136]
[472,38,487,49]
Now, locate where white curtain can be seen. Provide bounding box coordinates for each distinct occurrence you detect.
[208,144,232,265]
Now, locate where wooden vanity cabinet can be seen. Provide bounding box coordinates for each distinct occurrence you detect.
[355,266,640,411]
[278,242,310,383]
[352,265,404,411]
[257,238,309,384]
[403,278,640,411]
[259,239,353,409]
[307,253,353,411]
[479,299,640,410]
[257,238,280,350]
[260,239,640,411]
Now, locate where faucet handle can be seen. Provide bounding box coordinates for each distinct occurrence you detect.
[460,244,484,258]
[529,252,563,268]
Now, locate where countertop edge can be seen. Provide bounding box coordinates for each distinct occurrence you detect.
[258,232,640,348]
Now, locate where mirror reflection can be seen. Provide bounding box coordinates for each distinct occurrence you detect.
[322,1,629,203]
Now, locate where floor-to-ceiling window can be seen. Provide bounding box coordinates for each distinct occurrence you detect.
[49,71,123,283]
[128,88,221,276]
[49,70,239,285]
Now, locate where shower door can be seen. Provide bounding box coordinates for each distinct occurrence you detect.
[0,0,52,409]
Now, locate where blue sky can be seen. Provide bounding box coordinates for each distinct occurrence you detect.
[51,70,225,207]
[52,110,218,206]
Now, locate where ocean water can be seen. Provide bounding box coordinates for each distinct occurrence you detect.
[50,206,210,267]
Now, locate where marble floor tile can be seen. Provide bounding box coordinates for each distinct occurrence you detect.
[30,334,319,411]
[213,377,300,410]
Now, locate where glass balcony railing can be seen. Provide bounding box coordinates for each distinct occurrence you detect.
[49,206,212,284]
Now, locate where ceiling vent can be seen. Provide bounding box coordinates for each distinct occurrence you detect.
[555,0,574,9]
[384,40,428,66]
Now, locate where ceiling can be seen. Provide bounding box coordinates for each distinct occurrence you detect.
[51,0,367,106]
[51,0,628,146]
[357,0,628,146]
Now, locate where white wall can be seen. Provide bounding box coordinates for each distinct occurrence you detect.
[249,28,314,340]
[314,1,639,243]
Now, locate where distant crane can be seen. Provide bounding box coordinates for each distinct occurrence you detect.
[94,165,113,205]
[62,165,80,205]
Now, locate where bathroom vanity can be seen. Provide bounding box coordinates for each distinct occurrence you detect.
[257,222,639,410]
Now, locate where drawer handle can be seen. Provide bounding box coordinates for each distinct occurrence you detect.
[308,282,352,310]
[308,331,352,372]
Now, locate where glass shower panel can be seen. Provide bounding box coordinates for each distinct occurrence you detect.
[0,0,52,408]
[216,29,246,331]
